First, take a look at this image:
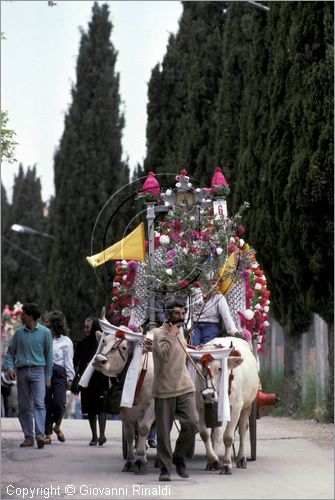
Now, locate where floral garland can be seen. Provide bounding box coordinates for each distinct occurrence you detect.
[107,260,138,327]
[238,254,270,351]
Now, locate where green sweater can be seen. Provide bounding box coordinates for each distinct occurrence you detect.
[152,323,195,399]
[5,323,53,381]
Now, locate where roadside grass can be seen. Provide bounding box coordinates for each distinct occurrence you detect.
[258,367,331,421]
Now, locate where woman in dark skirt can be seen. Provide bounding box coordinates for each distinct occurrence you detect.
[73,317,109,446]
[44,310,75,444]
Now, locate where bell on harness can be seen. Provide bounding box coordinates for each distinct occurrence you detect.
[204,401,222,428]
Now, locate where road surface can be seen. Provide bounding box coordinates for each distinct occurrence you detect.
[1,416,333,499]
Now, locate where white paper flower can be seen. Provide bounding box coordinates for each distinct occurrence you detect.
[176,182,181,188]
[252,262,259,269]
[187,182,192,187]
[254,283,262,290]
[165,189,172,196]
[243,309,254,320]
[195,188,201,192]
[166,269,173,276]
[239,239,245,248]
[123,275,128,281]
[112,282,120,287]
[230,237,235,243]
[121,308,130,317]
[254,303,262,310]
[264,306,269,313]
[159,235,170,245]
[263,320,270,327]
[189,216,195,221]
[216,247,223,255]
[182,248,188,255]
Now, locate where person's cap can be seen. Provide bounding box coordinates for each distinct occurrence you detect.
[165,297,186,311]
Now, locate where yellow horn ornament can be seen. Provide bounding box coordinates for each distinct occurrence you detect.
[218,252,238,295]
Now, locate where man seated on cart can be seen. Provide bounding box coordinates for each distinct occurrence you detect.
[189,278,239,346]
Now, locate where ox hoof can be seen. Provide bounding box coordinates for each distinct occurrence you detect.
[236,457,247,469]
[220,464,232,475]
[122,461,135,473]
[134,459,148,475]
[205,460,221,471]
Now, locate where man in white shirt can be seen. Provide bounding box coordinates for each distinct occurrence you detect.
[190,281,239,346]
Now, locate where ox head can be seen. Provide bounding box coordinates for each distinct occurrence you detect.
[197,354,220,404]
[93,332,132,377]
[197,349,244,405]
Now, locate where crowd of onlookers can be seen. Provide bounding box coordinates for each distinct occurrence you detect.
[2,303,122,448]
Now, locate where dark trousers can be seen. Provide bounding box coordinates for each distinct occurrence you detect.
[155,392,198,474]
[45,364,67,435]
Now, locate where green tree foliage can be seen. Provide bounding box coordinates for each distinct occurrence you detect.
[215,1,333,415]
[145,1,225,188]
[48,2,130,336]
[1,166,47,307]
[145,1,333,416]
[0,110,17,164]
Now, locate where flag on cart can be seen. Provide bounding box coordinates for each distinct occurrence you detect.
[86,223,145,267]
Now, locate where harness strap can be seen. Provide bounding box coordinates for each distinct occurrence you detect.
[176,336,206,382]
[134,351,149,401]
[228,368,234,395]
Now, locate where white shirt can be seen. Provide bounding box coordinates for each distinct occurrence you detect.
[53,335,75,381]
[191,290,238,334]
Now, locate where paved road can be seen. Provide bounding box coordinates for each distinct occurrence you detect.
[1,416,333,500]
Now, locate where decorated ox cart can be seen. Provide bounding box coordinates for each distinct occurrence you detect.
[85,168,277,470]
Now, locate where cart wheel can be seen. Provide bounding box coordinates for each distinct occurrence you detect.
[249,400,257,461]
[122,423,127,459]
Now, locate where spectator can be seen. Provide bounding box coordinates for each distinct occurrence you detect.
[151,297,198,482]
[73,317,109,446]
[43,311,75,444]
[5,303,52,449]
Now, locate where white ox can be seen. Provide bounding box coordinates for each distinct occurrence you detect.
[93,332,155,474]
[192,337,259,474]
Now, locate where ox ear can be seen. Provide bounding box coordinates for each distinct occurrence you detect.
[96,330,103,342]
[228,355,244,369]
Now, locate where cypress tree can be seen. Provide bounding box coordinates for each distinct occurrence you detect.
[217,2,333,415]
[145,1,225,187]
[282,2,334,417]
[48,2,129,336]
[1,165,47,307]
[1,182,11,309]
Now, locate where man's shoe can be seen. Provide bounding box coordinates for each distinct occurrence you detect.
[19,438,34,448]
[159,467,171,481]
[147,439,157,448]
[36,436,46,449]
[89,438,98,446]
[173,456,189,478]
